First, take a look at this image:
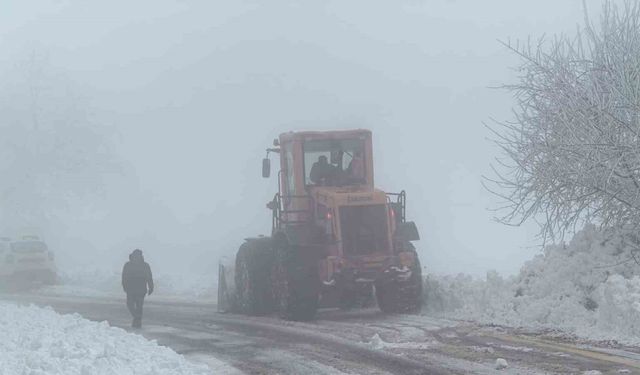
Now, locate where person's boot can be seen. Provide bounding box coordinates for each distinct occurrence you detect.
[133,317,141,328]
[131,318,136,328]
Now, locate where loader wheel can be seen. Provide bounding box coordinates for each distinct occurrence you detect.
[235,239,274,315]
[272,244,319,321]
[375,252,423,314]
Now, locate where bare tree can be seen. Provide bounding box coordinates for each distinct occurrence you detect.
[487,1,640,242]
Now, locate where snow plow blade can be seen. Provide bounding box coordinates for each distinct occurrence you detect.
[217,261,237,313]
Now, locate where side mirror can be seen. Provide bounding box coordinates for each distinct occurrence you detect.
[262,158,271,178]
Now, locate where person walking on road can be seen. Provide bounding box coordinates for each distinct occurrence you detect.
[122,249,154,328]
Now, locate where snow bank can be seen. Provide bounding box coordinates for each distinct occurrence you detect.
[424,225,640,345]
[44,268,217,301]
[0,301,212,375]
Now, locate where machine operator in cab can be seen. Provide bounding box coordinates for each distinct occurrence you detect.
[310,155,337,185]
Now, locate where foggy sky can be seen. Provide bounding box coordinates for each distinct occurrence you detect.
[0,1,595,277]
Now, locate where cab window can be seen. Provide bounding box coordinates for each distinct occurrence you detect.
[304,138,365,186]
[282,143,295,194]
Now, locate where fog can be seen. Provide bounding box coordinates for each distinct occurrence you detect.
[0,1,591,279]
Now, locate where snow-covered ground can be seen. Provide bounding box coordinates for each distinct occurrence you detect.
[424,225,640,346]
[48,225,640,348]
[42,268,217,302]
[0,301,215,375]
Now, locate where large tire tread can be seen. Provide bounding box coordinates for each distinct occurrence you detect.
[234,238,274,315]
[272,244,319,321]
[376,250,423,314]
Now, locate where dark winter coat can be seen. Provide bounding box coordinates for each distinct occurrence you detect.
[122,252,154,296]
[310,160,337,185]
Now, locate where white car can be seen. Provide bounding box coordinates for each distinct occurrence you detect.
[0,237,57,285]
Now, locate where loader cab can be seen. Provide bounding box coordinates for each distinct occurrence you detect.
[277,129,375,197]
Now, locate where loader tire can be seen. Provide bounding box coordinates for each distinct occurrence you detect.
[376,252,423,314]
[235,238,274,315]
[272,243,319,321]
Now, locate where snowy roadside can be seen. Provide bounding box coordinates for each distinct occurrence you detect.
[0,301,217,375]
[423,225,640,347]
[39,268,217,303]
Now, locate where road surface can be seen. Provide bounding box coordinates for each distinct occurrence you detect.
[2,292,639,374]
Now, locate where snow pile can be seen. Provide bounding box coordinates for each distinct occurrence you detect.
[424,225,640,345]
[54,268,122,296]
[597,275,640,339]
[368,333,385,350]
[495,358,508,370]
[0,301,212,375]
[44,268,217,301]
[154,273,217,299]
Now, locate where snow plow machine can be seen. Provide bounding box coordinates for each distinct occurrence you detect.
[218,129,423,321]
